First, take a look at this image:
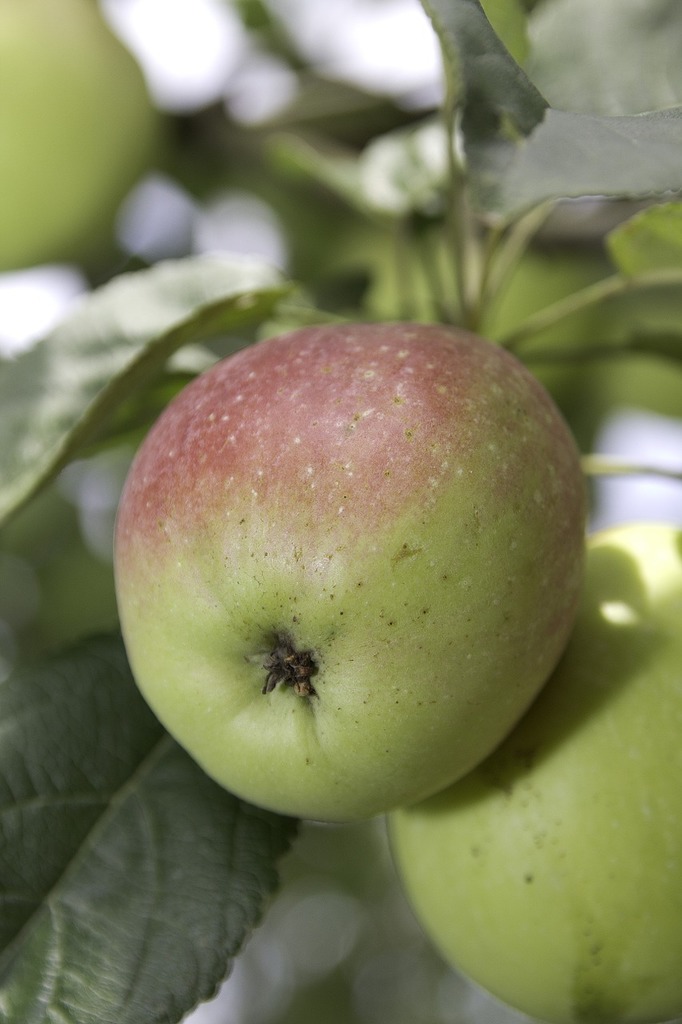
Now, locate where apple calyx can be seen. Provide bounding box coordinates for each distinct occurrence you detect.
[261,633,318,698]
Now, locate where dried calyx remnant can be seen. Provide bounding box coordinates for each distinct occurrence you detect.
[262,633,318,697]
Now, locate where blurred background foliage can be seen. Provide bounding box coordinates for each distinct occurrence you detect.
[1,1,682,1021]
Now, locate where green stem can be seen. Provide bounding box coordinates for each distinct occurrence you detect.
[393,218,418,322]
[582,454,682,483]
[444,122,471,326]
[497,269,682,352]
[479,203,553,334]
[417,225,457,324]
[440,86,484,330]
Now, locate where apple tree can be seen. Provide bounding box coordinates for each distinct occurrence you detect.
[1,1,682,1023]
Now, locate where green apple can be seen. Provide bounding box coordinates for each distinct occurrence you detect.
[390,522,682,1024]
[114,321,586,821]
[0,0,160,270]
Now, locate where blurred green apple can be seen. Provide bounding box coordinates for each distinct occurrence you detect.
[390,522,682,1024]
[114,322,585,821]
[0,0,160,270]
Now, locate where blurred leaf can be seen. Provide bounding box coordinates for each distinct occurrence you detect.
[272,119,449,222]
[420,0,546,139]
[358,120,448,217]
[270,134,370,214]
[0,634,297,1024]
[477,107,682,218]
[607,203,682,276]
[84,346,220,456]
[263,72,416,147]
[258,293,346,341]
[527,0,682,116]
[0,256,291,528]
[481,0,529,65]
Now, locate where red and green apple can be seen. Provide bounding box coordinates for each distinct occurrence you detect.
[114,321,585,821]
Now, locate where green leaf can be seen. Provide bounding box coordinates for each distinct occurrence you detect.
[476,107,682,218]
[83,346,221,457]
[419,0,546,140]
[607,203,682,276]
[527,0,682,116]
[0,635,297,1024]
[481,0,529,65]
[418,1,682,220]
[0,255,291,528]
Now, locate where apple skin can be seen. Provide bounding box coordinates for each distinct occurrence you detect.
[390,522,682,1024]
[114,322,586,821]
[0,0,159,270]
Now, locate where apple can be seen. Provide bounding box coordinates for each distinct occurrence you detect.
[0,0,160,271]
[390,522,682,1024]
[114,321,586,821]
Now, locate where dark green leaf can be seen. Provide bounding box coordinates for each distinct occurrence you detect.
[420,0,546,140]
[475,107,682,218]
[607,203,682,276]
[0,256,291,528]
[0,635,297,1024]
[419,2,682,220]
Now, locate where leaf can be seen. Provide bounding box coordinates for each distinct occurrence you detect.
[358,120,449,217]
[527,0,682,116]
[419,0,546,140]
[272,120,449,221]
[417,1,682,220]
[480,0,529,66]
[475,107,682,218]
[83,346,221,457]
[0,635,297,1024]
[0,255,291,528]
[607,203,682,276]
[262,72,411,146]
